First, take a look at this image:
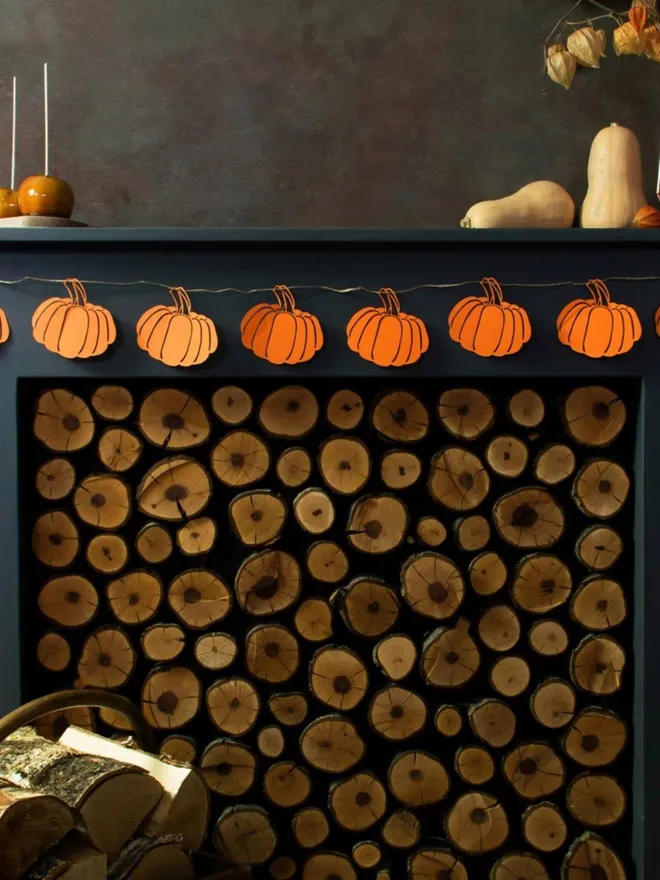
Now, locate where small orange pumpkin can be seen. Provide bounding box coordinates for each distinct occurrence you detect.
[557,279,641,358]
[448,277,531,357]
[346,288,429,367]
[241,285,323,364]
[32,278,116,359]
[137,287,218,367]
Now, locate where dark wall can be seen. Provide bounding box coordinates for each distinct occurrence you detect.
[0,0,657,227]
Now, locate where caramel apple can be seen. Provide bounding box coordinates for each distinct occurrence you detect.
[0,188,20,218]
[18,174,74,218]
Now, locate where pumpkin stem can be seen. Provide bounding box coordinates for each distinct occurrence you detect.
[378,288,399,315]
[63,278,81,305]
[168,287,190,314]
[480,277,504,305]
[71,279,88,307]
[273,284,295,313]
[587,279,611,306]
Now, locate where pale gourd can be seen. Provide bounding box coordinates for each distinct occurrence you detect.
[581,123,647,228]
[461,181,575,229]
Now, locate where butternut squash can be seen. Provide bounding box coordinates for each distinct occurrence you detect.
[461,181,575,229]
[581,123,647,228]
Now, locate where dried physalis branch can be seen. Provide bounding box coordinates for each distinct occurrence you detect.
[613,20,648,54]
[547,44,577,89]
[567,27,606,68]
[634,0,657,9]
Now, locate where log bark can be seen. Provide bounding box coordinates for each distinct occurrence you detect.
[469,698,516,748]
[36,632,71,672]
[229,490,287,546]
[258,385,319,438]
[91,385,134,421]
[214,805,277,866]
[194,632,238,670]
[326,389,364,429]
[415,516,447,548]
[211,385,253,425]
[235,550,301,615]
[368,686,427,742]
[434,705,463,737]
[478,605,521,652]
[264,761,311,807]
[176,517,217,556]
[136,523,173,564]
[107,570,162,626]
[380,449,422,490]
[86,533,129,574]
[98,427,143,472]
[268,692,308,727]
[26,830,106,880]
[512,553,572,614]
[508,388,544,427]
[339,577,399,637]
[373,633,417,681]
[318,435,371,494]
[530,678,576,729]
[566,772,626,827]
[292,806,330,849]
[503,742,565,800]
[454,515,490,552]
[160,735,197,765]
[33,510,80,568]
[211,430,270,487]
[570,635,626,695]
[561,832,627,880]
[469,551,508,596]
[294,597,333,642]
[245,623,300,683]
[207,677,260,736]
[562,708,628,767]
[138,388,210,449]
[420,619,480,688]
[199,739,256,797]
[73,473,131,530]
[77,626,135,689]
[445,791,509,854]
[108,835,193,880]
[428,447,490,511]
[491,854,549,880]
[454,746,495,785]
[137,456,212,521]
[522,801,568,852]
[400,552,464,620]
[571,576,627,630]
[387,751,449,807]
[276,447,312,488]
[486,434,528,478]
[564,385,626,447]
[328,771,387,830]
[534,443,576,485]
[302,852,356,880]
[372,390,429,442]
[489,655,531,697]
[438,387,495,439]
[0,729,162,858]
[380,809,421,849]
[257,725,285,759]
[309,645,368,711]
[573,459,630,519]
[168,569,232,629]
[141,623,185,662]
[528,619,569,656]
[306,540,349,583]
[293,487,335,534]
[36,457,76,501]
[576,525,623,571]
[141,665,202,729]
[34,389,94,453]
[493,487,564,548]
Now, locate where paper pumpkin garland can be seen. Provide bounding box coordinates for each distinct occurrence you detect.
[557,279,641,358]
[0,306,9,349]
[241,285,324,364]
[32,278,116,359]
[449,277,531,357]
[346,288,429,367]
[137,287,218,367]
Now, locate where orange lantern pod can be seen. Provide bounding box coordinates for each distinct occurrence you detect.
[346,287,429,367]
[629,4,648,33]
[557,279,641,358]
[137,287,218,367]
[241,285,323,365]
[448,277,531,357]
[32,278,116,359]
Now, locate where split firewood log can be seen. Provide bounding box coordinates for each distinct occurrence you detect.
[207,678,260,736]
[86,533,129,574]
[141,666,202,729]
[141,623,185,662]
[528,619,569,656]
[318,435,371,494]
[564,385,626,447]
[494,487,564,548]
[380,449,422,490]
[33,510,80,568]
[137,456,212,521]
[213,805,277,866]
[168,569,232,629]
[469,698,516,748]
[275,446,312,488]
[372,390,429,442]
[380,809,421,849]
[264,761,311,807]
[400,552,464,620]
[176,517,217,556]
[309,645,368,711]
[229,490,287,546]
[522,801,568,852]
[415,516,447,547]
[292,806,330,848]
[489,655,531,698]
[136,522,173,564]
[562,832,626,879]
[302,852,356,880]
[269,692,308,727]
[293,487,335,534]
[338,576,399,638]
[77,626,136,689]
[108,835,194,880]
[478,604,521,652]
[37,632,71,672]
[107,570,162,625]
[211,430,270,488]
[326,389,364,429]
[245,623,300,683]
[34,389,95,452]
[0,728,162,858]
[420,619,480,688]
[60,725,209,850]
[508,388,544,427]
[306,540,349,583]
[91,385,134,421]
[329,771,387,830]
[512,553,572,614]
[491,853,549,880]
[534,443,576,485]
[235,550,301,615]
[438,388,495,439]
[211,386,253,425]
[36,457,76,500]
[571,576,627,630]
[160,735,197,764]
[445,791,509,854]
[352,840,381,869]
[300,714,365,774]
[531,678,576,729]
[576,525,623,571]
[503,742,565,800]
[486,434,529,478]
[388,751,449,807]
[373,633,417,681]
[257,725,285,758]
[566,772,626,827]
[294,597,333,642]
[269,855,296,879]
[73,473,131,529]
[0,777,76,880]
[138,388,210,449]
[469,551,507,596]
[195,632,238,671]
[258,386,319,438]
[38,574,99,628]
[454,745,495,785]
[428,447,490,511]
[563,708,627,767]
[368,686,427,742]
[26,830,106,880]
[454,515,490,551]
[573,460,630,518]
[199,739,256,797]
[408,848,467,880]
[98,427,143,472]
[434,705,462,737]
[347,494,408,553]
[570,634,626,695]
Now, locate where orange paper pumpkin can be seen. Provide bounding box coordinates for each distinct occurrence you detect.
[0,307,9,347]
[32,279,116,359]
[448,277,531,357]
[137,287,218,367]
[346,288,429,367]
[241,285,323,364]
[557,279,641,358]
